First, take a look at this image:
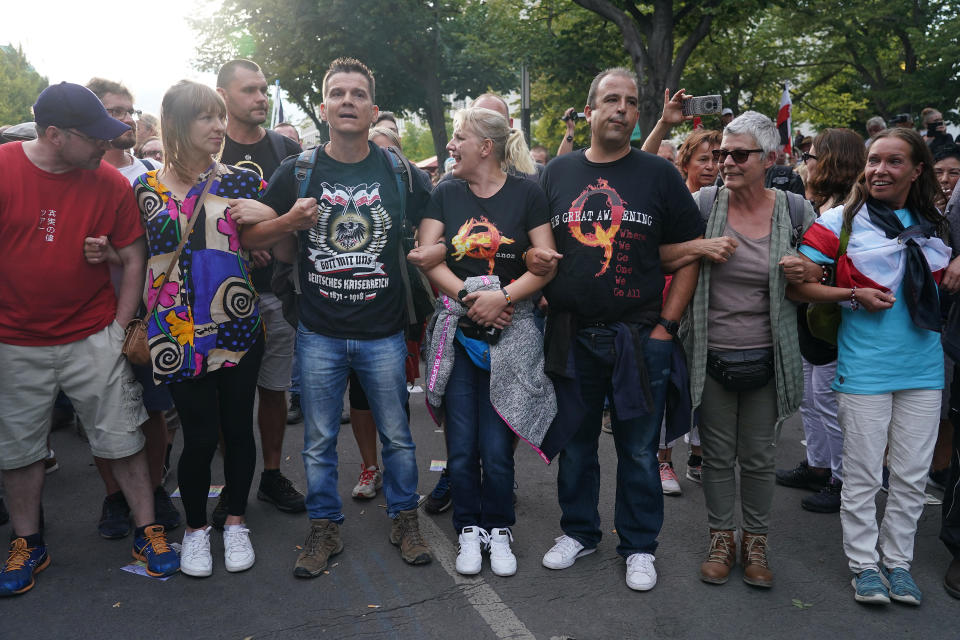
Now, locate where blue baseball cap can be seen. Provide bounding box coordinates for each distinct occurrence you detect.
[32,82,130,140]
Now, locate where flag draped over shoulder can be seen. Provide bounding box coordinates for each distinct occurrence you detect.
[776,85,792,156]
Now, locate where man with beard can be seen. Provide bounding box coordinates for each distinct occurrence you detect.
[527,68,703,592]
[0,83,179,596]
[214,59,305,524]
[80,78,181,539]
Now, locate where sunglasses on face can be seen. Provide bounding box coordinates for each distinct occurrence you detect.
[712,148,764,163]
[802,152,818,162]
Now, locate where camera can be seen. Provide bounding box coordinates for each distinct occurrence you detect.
[682,95,723,117]
[560,111,586,123]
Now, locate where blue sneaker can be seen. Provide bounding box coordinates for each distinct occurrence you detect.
[852,568,890,604]
[0,537,50,596]
[882,566,922,605]
[132,525,179,577]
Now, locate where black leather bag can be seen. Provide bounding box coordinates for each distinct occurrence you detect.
[706,348,774,392]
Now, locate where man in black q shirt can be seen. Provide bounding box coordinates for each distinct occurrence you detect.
[216,59,305,521]
[241,58,434,578]
[527,68,704,592]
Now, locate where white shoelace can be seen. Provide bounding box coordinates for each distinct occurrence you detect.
[551,535,582,557]
[223,526,252,557]
[627,553,654,573]
[183,529,211,561]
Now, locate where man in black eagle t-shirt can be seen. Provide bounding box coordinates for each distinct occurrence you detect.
[241,57,434,577]
[216,59,305,521]
[527,67,704,592]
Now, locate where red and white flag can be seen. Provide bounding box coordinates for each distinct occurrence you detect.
[776,85,792,156]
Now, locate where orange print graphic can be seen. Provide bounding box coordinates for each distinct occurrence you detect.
[450,216,515,274]
[567,178,624,276]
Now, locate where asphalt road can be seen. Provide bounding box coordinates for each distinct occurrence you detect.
[2,384,955,639]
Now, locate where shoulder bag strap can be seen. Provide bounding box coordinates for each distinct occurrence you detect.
[146,172,218,317]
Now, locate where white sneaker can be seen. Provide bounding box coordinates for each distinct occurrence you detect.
[351,465,383,499]
[542,535,595,570]
[456,526,486,575]
[223,524,255,572]
[181,527,213,577]
[659,463,682,496]
[488,528,517,577]
[625,552,657,591]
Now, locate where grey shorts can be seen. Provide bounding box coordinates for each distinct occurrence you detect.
[257,293,295,391]
[0,321,148,469]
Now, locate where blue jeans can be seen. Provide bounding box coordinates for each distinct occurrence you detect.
[445,341,516,533]
[298,326,418,521]
[557,326,672,557]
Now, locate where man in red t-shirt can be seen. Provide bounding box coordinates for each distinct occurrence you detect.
[0,82,179,596]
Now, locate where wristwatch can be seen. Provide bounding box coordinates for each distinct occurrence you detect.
[656,317,679,336]
[566,135,574,142]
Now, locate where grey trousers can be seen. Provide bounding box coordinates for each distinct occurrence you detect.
[699,374,779,533]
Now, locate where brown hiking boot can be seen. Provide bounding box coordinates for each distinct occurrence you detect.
[389,509,433,565]
[293,519,343,578]
[741,531,773,588]
[700,529,736,584]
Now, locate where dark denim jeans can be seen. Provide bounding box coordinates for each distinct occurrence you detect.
[557,325,672,557]
[444,341,516,533]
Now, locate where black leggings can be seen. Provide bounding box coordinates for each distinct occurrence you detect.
[168,337,264,529]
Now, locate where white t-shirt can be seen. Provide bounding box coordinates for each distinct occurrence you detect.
[116,154,159,185]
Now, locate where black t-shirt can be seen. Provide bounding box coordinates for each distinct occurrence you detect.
[541,148,704,322]
[221,130,302,293]
[260,141,431,339]
[424,175,550,283]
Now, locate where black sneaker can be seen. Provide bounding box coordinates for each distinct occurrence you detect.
[257,471,306,513]
[211,489,229,530]
[287,393,303,425]
[801,477,842,513]
[98,491,131,539]
[775,460,829,491]
[0,499,8,526]
[153,486,182,531]
[424,468,452,514]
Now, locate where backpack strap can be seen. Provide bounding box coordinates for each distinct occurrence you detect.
[378,145,422,326]
[698,185,719,222]
[265,128,291,166]
[783,191,807,248]
[288,145,322,296]
[293,146,320,199]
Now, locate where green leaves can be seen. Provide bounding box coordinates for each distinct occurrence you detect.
[0,45,48,125]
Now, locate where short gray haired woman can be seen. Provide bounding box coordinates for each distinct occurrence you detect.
[683,111,815,588]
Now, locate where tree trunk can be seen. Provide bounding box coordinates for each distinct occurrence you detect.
[424,87,449,165]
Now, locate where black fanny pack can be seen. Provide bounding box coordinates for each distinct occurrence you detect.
[706,348,774,392]
[458,318,502,345]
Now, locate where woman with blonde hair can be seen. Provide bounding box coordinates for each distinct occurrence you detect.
[418,106,557,577]
[134,80,270,577]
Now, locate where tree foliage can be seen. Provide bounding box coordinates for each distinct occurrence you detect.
[193,0,523,160]
[0,45,48,126]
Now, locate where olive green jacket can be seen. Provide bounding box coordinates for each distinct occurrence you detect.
[681,187,816,431]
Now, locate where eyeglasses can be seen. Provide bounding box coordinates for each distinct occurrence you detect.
[802,152,818,162]
[105,107,142,120]
[712,148,764,163]
[65,128,111,147]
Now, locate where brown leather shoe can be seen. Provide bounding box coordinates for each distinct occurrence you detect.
[741,532,773,588]
[945,556,960,599]
[700,529,736,584]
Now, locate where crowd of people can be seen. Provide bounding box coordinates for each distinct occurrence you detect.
[1,56,959,611]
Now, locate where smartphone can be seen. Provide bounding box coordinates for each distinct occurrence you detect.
[682,95,723,117]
